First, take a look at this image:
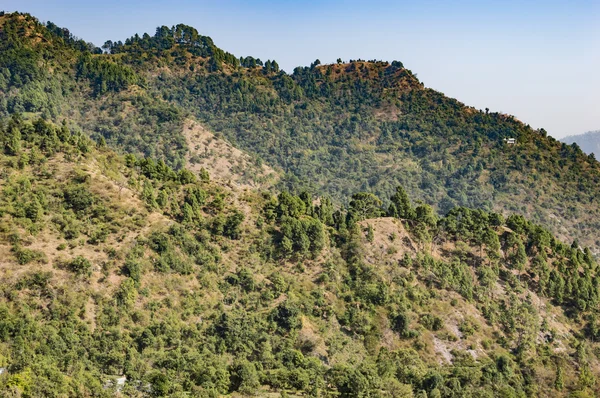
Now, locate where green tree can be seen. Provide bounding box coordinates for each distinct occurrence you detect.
[68,256,92,277]
[230,360,259,395]
[142,181,157,208]
[316,196,334,226]
[271,300,301,332]
[24,197,43,222]
[555,362,564,391]
[349,192,382,221]
[5,126,21,155]
[482,228,500,259]
[224,210,245,239]
[512,240,527,272]
[389,186,415,219]
[116,278,137,308]
[414,205,437,228]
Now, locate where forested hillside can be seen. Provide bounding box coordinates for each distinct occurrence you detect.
[562,131,600,159]
[1,113,600,396]
[1,12,599,255]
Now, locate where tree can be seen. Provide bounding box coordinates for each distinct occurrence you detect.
[555,362,564,391]
[116,278,137,308]
[178,168,196,184]
[489,212,504,227]
[512,240,527,272]
[5,126,21,155]
[306,218,325,256]
[299,191,313,216]
[316,196,334,226]
[271,300,301,332]
[482,228,500,260]
[391,312,410,337]
[349,192,382,221]
[207,57,221,72]
[389,186,415,220]
[387,203,398,218]
[280,235,293,257]
[277,191,306,219]
[63,185,95,212]
[101,40,113,53]
[414,205,437,228]
[142,181,157,208]
[230,360,259,395]
[147,371,171,396]
[156,189,169,208]
[24,197,43,222]
[224,210,244,239]
[182,203,195,224]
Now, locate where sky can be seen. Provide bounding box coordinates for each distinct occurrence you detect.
[3,0,599,138]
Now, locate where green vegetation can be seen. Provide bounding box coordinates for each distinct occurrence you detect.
[562,130,600,159]
[76,54,140,95]
[1,11,600,397]
[0,115,598,397]
[1,11,598,256]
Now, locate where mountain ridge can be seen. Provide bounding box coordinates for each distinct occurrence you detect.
[562,130,600,159]
[1,11,600,397]
[1,10,599,259]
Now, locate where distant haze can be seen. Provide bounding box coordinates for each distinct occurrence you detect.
[4,0,599,139]
[562,130,600,157]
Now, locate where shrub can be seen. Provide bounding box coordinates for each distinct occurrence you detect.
[419,314,444,331]
[230,360,259,395]
[63,185,95,212]
[391,312,411,337]
[271,301,301,332]
[68,256,92,276]
[12,245,47,265]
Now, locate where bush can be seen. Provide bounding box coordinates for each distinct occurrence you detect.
[419,314,444,331]
[12,245,47,265]
[458,319,479,337]
[271,301,301,332]
[68,256,92,276]
[391,312,410,336]
[223,210,244,239]
[122,259,142,284]
[63,185,95,212]
[230,360,260,395]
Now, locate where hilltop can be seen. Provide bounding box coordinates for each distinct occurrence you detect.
[0,113,599,396]
[0,13,600,396]
[1,12,599,257]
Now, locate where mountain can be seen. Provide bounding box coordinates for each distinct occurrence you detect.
[0,112,599,396]
[1,11,600,398]
[1,12,599,259]
[562,131,600,159]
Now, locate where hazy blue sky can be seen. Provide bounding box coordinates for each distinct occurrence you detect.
[4,0,599,138]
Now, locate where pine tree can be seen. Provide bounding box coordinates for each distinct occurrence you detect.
[390,186,415,220]
[554,363,564,391]
[366,224,374,243]
[142,181,157,208]
[182,203,194,224]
